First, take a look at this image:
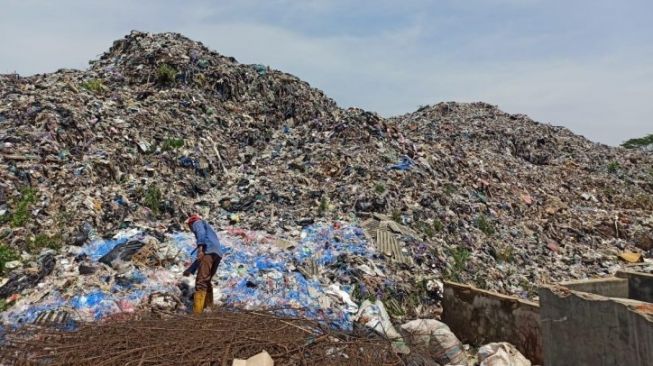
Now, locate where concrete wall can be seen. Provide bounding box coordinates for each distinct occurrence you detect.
[539,286,653,366]
[442,281,542,364]
[616,270,653,303]
[560,277,628,298]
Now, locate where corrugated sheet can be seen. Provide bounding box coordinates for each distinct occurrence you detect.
[363,216,415,264]
[376,229,412,264]
[34,310,71,326]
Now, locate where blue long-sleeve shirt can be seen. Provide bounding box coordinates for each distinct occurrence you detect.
[190,220,226,257]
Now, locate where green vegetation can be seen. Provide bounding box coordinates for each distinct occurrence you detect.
[10,188,37,228]
[476,214,495,236]
[417,221,434,238]
[607,161,620,174]
[28,234,62,253]
[432,218,444,233]
[374,183,386,194]
[621,133,653,149]
[391,210,402,223]
[144,185,163,215]
[157,64,177,84]
[162,138,185,151]
[417,219,444,238]
[0,243,19,273]
[519,278,536,297]
[318,196,329,215]
[81,79,106,93]
[443,183,456,196]
[446,247,471,281]
[496,245,515,263]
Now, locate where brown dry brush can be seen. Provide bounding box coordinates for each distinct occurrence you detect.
[0,309,405,366]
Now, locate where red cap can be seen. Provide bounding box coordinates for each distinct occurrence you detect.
[186,214,202,226]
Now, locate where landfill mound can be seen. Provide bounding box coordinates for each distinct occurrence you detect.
[1,30,653,310]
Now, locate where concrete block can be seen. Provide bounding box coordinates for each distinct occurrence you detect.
[559,277,628,298]
[616,270,653,303]
[442,281,542,364]
[540,286,653,366]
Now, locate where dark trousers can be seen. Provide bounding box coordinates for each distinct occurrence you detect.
[195,253,221,292]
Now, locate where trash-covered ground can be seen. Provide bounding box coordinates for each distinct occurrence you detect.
[1,31,651,303]
[1,31,653,364]
[2,223,435,331]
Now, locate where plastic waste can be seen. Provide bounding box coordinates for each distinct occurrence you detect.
[325,284,358,314]
[355,300,410,354]
[477,342,531,366]
[1,224,389,333]
[388,156,414,171]
[233,350,274,366]
[401,319,468,365]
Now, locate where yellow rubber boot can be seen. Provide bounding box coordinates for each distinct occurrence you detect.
[193,290,206,315]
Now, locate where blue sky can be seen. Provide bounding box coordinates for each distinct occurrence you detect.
[1,0,651,145]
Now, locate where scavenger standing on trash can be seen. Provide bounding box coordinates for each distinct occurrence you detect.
[183,214,226,315]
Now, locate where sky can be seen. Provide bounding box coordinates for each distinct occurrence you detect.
[1,0,651,146]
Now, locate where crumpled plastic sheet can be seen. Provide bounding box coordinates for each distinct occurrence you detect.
[82,228,142,260]
[2,224,384,332]
[388,156,414,171]
[217,224,377,330]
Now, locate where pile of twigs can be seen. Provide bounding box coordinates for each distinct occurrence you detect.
[0,309,404,365]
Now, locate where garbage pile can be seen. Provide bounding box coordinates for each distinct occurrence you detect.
[1,223,439,331]
[1,30,653,307]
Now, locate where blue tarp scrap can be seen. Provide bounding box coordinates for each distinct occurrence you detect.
[83,237,130,260]
[388,156,414,171]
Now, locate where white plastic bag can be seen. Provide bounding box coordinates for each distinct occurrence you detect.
[401,319,468,366]
[477,342,530,366]
[355,300,410,354]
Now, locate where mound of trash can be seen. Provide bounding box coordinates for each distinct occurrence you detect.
[1,223,440,332]
[1,30,653,322]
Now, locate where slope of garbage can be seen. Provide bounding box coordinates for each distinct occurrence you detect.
[2,223,422,331]
[1,30,653,328]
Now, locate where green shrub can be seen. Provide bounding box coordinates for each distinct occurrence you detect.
[28,234,62,253]
[144,185,163,215]
[318,196,329,215]
[374,183,386,194]
[157,64,177,84]
[0,243,19,273]
[418,221,434,238]
[447,247,471,281]
[391,210,402,223]
[0,298,8,312]
[162,138,185,151]
[81,79,106,93]
[477,214,495,236]
[496,245,515,263]
[11,188,37,228]
[607,161,620,174]
[443,183,456,196]
[432,219,444,232]
[621,133,653,149]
